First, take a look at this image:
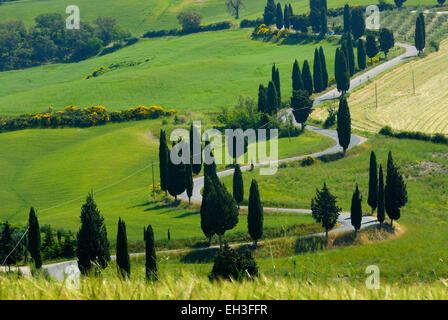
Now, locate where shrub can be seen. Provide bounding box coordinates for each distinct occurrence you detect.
[240,18,263,28]
[209,245,258,281]
[430,40,440,52]
[301,156,315,167]
[378,126,448,146]
[142,21,231,39]
[0,105,174,134]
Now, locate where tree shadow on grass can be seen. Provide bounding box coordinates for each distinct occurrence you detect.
[294,236,326,254]
[180,244,254,264]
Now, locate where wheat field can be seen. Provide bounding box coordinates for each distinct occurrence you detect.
[313,39,448,134]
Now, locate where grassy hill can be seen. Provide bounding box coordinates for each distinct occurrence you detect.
[0,118,333,241]
[0,0,439,36]
[0,29,340,116]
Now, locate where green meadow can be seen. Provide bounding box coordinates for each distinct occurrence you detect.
[0,0,438,35]
[0,118,332,242]
[0,29,340,116]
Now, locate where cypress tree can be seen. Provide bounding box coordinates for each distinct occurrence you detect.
[311,183,341,244]
[313,48,323,93]
[211,180,239,250]
[185,162,193,204]
[168,228,171,240]
[0,221,17,268]
[377,164,385,227]
[292,59,304,91]
[291,89,313,131]
[267,81,278,115]
[343,4,351,33]
[248,179,263,247]
[284,4,290,28]
[272,64,281,105]
[200,175,216,244]
[350,184,363,235]
[319,47,329,90]
[385,151,408,227]
[145,224,157,281]
[263,0,276,25]
[320,0,328,37]
[159,129,169,202]
[233,164,244,208]
[189,124,202,175]
[276,3,283,29]
[357,39,367,70]
[351,7,365,40]
[335,48,350,94]
[27,207,42,269]
[116,217,130,278]
[345,33,355,76]
[289,4,293,16]
[415,13,426,54]
[76,191,110,274]
[337,96,351,155]
[257,84,268,113]
[302,60,314,96]
[167,140,187,200]
[366,35,379,64]
[368,151,378,214]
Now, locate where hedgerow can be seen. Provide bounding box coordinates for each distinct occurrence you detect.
[379,126,448,145]
[0,105,175,134]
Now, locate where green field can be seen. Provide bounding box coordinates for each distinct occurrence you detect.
[217,135,448,283]
[0,29,341,116]
[0,0,439,36]
[0,118,333,242]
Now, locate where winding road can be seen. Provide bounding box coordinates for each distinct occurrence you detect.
[2,42,418,280]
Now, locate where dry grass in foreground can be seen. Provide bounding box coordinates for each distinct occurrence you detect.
[0,272,446,300]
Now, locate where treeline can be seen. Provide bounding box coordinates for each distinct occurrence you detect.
[0,13,133,71]
[0,216,76,267]
[143,21,231,39]
[0,105,175,134]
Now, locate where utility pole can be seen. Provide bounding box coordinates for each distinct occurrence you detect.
[151,160,155,201]
[375,83,378,109]
[412,70,416,95]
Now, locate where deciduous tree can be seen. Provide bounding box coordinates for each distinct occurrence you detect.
[379,28,394,60]
[226,0,244,20]
[291,89,313,130]
[311,183,341,244]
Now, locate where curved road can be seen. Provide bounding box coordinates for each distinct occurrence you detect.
[2,42,417,280]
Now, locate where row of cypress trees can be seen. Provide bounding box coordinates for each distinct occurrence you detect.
[263,0,294,28]
[343,4,366,40]
[159,128,196,203]
[115,217,157,281]
[258,65,281,115]
[367,151,408,227]
[200,149,239,249]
